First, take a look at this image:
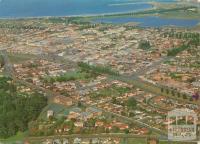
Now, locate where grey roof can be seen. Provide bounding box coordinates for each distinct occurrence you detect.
[70,107,82,113]
[80,112,91,117]
[87,107,102,113]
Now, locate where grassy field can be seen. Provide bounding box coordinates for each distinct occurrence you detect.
[89,84,131,99]
[42,70,96,83]
[0,132,27,144]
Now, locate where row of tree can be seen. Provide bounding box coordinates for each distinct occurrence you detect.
[160,87,192,101]
[164,32,200,40]
[164,32,200,47]
[0,24,45,30]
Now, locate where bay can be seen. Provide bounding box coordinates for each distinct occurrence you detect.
[0,0,153,18]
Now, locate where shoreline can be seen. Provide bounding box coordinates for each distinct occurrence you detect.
[0,2,155,20]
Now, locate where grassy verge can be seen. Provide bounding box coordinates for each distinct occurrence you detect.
[120,138,146,144]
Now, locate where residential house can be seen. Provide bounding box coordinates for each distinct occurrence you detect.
[113,122,129,130]
[53,96,73,106]
[95,121,104,127]
[68,108,82,120]
[74,121,84,128]
[86,107,102,117]
[79,112,93,121]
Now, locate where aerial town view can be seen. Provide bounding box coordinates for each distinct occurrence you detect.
[0,0,200,144]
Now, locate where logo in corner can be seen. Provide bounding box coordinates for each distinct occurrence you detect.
[167,108,197,141]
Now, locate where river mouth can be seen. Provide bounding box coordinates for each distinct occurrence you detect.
[92,16,200,28]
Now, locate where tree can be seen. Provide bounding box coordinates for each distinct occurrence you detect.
[182,94,187,99]
[129,111,135,117]
[171,90,175,96]
[166,89,169,94]
[138,40,151,50]
[124,129,129,134]
[167,44,188,56]
[121,111,126,116]
[112,97,117,104]
[0,55,5,67]
[77,101,82,107]
[177,92,181,97]
[112,126,120,133]
[127,97,137,109]
[161,87,164,93]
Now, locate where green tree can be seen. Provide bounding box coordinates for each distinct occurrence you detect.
[138,40,151,50]
[127,97,137,109]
